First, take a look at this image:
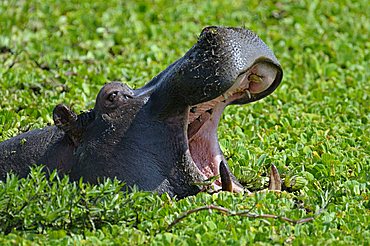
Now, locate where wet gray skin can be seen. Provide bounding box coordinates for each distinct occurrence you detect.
[0,115,76,179]
[0,27,283,198]
[0,107,92,179]
[0,124,72,179]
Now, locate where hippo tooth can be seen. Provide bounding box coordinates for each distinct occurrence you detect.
[246,90,251,99]
[219,161,233,192]
[268,164,282,191]
[237,72,248,85]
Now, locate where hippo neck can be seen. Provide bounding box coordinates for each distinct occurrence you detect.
[119,104,203,195]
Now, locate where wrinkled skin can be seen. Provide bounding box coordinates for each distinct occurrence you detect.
[0,27,283,198]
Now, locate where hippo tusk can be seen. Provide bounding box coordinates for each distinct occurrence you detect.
[268,164,282,191]
[219,161,233,192]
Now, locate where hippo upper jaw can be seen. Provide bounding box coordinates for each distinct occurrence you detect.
[141,27,282,195]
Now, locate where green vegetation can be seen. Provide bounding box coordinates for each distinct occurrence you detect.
[0,0,369,244]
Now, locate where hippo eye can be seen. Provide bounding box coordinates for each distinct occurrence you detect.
[107,92,118,102]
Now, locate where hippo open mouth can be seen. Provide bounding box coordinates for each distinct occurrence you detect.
[68,26,283,198]
[186,61,281,192]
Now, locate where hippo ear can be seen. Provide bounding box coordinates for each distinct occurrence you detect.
[53,104,80,145]
[53,104,96,146]
[53,104,78,131]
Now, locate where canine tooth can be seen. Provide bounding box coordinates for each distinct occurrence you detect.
[246,90,251,99]
[268,164,282,191]
[238,72,248,86]
[219,161,232,192]
[249,74,263,84]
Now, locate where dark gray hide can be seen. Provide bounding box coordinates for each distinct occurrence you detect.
[0,27,283,198]
[0,106,96,180]
[0,127,72,179]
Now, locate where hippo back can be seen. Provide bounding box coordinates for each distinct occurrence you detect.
[0,126,74,180]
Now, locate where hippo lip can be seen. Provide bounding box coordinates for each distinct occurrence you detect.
[186,60,282,192]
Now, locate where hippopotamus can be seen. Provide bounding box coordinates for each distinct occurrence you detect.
[0,26,283,198]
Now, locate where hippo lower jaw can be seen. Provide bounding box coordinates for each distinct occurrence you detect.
[186,61,280,192]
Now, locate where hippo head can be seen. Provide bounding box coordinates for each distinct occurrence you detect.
[71,27,283,198]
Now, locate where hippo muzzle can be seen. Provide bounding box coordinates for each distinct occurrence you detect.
[71,26,282,198]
